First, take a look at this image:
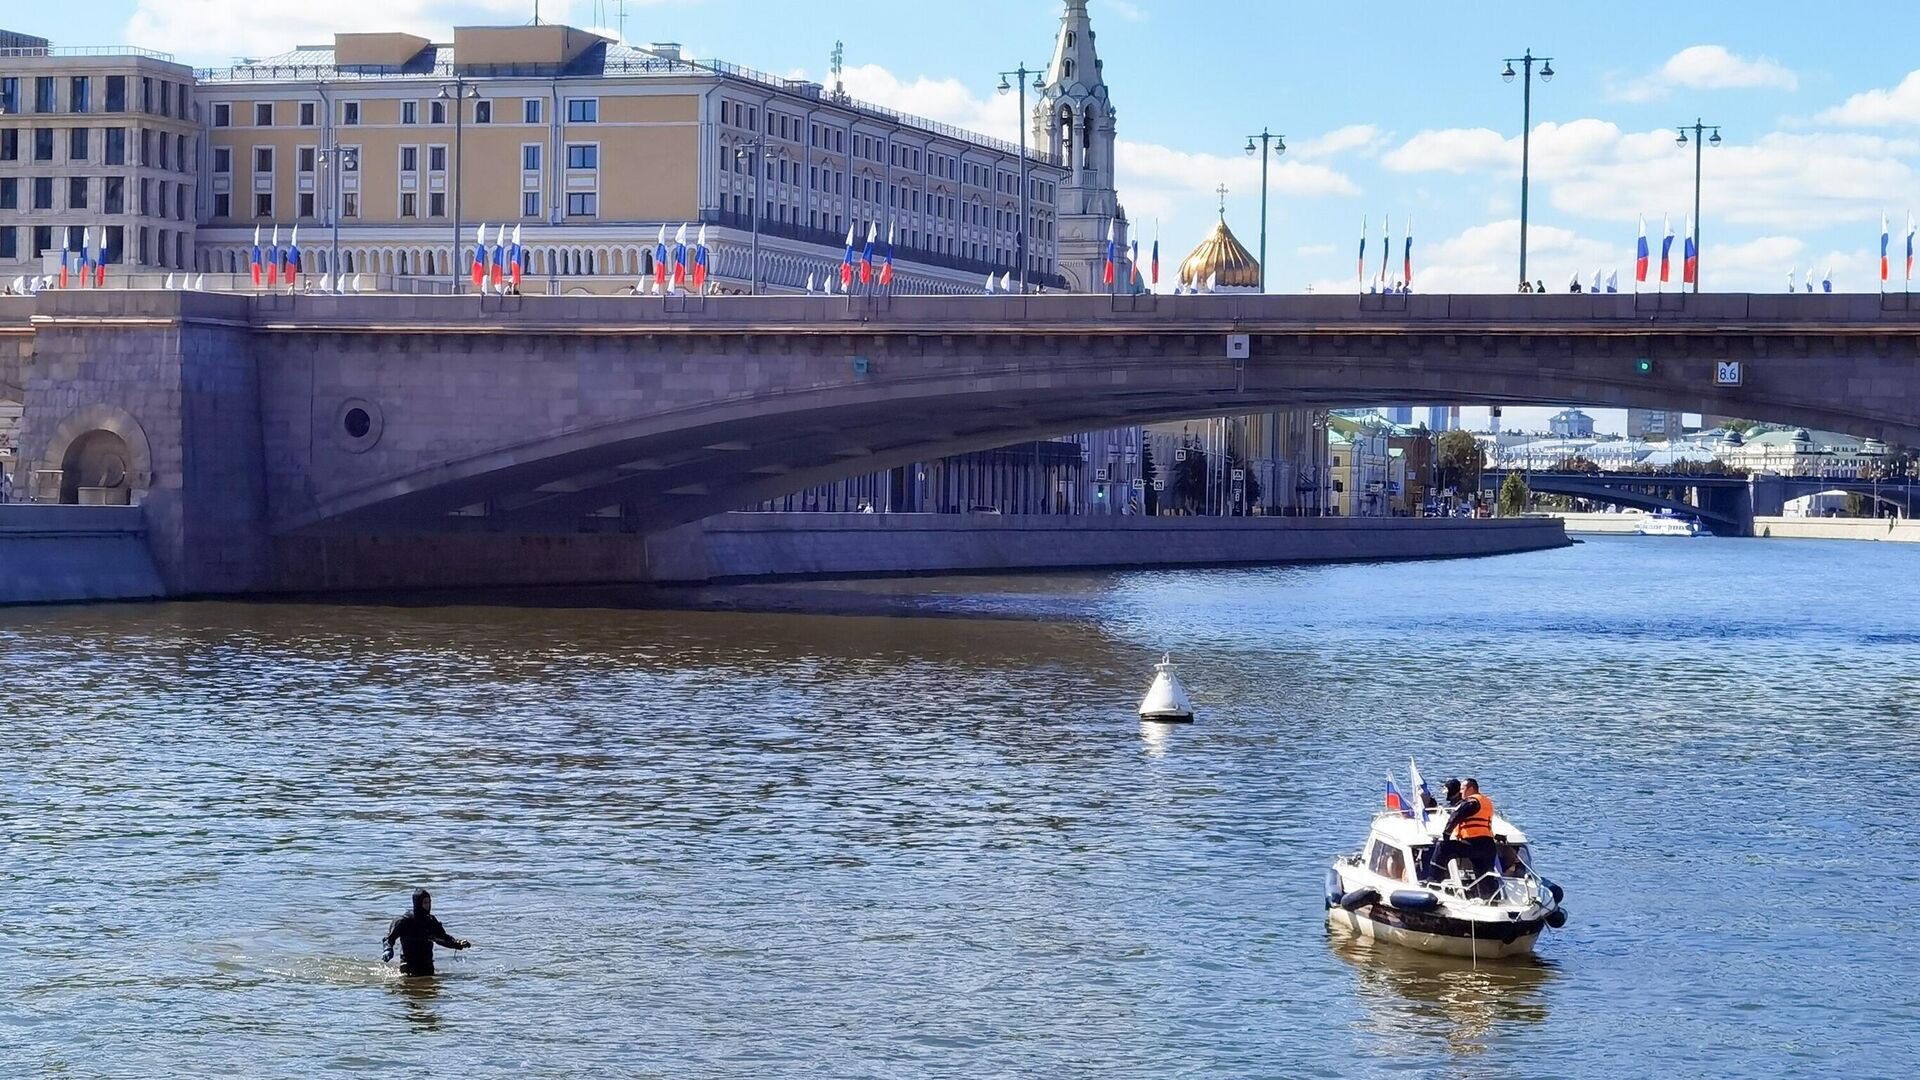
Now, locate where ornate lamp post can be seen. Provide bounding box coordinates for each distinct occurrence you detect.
[997,63,1045,293]
[1675,119,1723,294]
[733,134,766,294]
[1242,128,1286,292]
[1501,49,1554,289]
[317,144,359,294]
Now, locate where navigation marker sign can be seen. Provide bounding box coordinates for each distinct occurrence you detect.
[1716,361,1742,386]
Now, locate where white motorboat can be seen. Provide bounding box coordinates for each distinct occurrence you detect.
[1634,509,1706,537]
[1137,653,1194,723]
[1326,776,1566,960]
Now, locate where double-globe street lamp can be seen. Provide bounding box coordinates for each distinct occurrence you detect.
[1675,119,1723,295]
[438,80,480,293]
[317,144,359,293]
[1501,50,1554,289]
[997,64,1045,294]
[1242,128,1286,292]
[733,133,766,294]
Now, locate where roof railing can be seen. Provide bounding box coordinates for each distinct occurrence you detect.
[0,45,176,60]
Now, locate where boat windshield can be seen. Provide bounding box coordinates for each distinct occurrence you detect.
[1409,841,1542,900]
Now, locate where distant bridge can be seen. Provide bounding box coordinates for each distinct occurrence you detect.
[4,289,1920,590]
[1484,470,1919,535]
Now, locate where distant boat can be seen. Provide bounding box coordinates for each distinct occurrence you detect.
[1635,509,1706,537]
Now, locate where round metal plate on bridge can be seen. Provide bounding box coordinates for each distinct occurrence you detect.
[334,398,384,454]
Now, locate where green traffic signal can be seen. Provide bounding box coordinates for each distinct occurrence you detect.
[1635,358,1654,375]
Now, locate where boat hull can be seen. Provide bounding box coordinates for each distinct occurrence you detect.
[1326,904,1542,960]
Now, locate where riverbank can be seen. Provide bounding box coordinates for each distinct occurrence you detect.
[1753,515,1920,542]
[641,512,1571,583]
[1550,511,1643,535]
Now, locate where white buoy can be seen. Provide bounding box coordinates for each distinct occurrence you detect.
[1137,653,1195,724]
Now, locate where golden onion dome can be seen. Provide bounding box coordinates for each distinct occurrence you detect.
[1177,214,1262,290]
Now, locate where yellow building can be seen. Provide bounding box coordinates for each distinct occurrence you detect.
[0,32,202,278]
[188,25,1070,294]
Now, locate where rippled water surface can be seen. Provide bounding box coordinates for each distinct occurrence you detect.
[4,536,1919,1077]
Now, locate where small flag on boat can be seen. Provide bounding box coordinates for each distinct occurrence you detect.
[1408,759,1432,826]
[1384,773,1413,818]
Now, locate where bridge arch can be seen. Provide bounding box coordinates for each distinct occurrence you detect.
[37,404,154,506]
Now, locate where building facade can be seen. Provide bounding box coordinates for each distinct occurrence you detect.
[1037,0,1125,293]
[1548,407,1596,438]
[0,34,203,280]
[1626,408,1685,440]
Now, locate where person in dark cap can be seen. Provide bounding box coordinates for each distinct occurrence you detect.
[382,889,471,976]
[1442,778,1463,808]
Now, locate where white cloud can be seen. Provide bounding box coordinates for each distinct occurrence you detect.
[1611,45,1797,103]
[835,63,1014,141]
[125,0,587,62]
[1819,70,1920,127]
[1289,124,1385,162]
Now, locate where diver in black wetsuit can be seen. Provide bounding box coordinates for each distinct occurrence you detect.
[383,889,471,976]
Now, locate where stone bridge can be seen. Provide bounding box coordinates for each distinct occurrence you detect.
[3,289,1919,592]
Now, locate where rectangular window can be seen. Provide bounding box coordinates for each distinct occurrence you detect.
[105,76,126,113]
[104,176,124,214]
[429,192,445,216]
[566,192,597,216]
[300,101,317,126]
[254,101,273,126]
[139,128,151,166]
[158,133,170,170]
[566,98,597,123]
[521,144,540,170]
[140,178,150,215]
[342,192,359,218]
[522,191,540,217]
[566,144,597,169]
[428,145,446,172]
[0,228,14,260]
[298,146,316,172]
[213,192,230,217]
[34,77,55,113]
[175,185,185,221]
[429,99,446,125]
[254,146,273,173]
[342,101,360,126]
[0,129,14,161]
[0,178,14,210]
[474,100,491,124]
[160,82,172,118]
[68,127,88,161]
[33,128,53,161]
[523,98,542,124]
[213,146,231,173]
[0,78,16,115]
[212,102,231,127]
[69,77,90,113]
[32,177,53,209]
[400,192,417,217]
[140,77,153,114]
[67,177,87,210]
[105,127,125,165]
[402,100,418,125]
[298,192,315,217]
[400,146,418,172]
[255,192,272,217]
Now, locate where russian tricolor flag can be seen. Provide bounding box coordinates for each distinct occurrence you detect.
[286,226,301,287]
[509,225,524,289]
[1682,216,1697,285]
[1103,220,1116,286]
[59,231,72,289]
[692,225,709,291]
[78,227,94,289]
[471,223,488,288]
[1402,215,1413,289]
[840,223,856,289]
[654,225,669,293]
[859,222,877,286]
[1384,773,1413,819]
[1635,216,1650,284]
[878,223,895,288]
[1907,212,1915,283]
[249,226,262,288]
[1129,239,1141,285]
[266,226,280,286]
[1356,217,1367,291]
[671,224,688,289]
[1880,213,1891,284]
[1659,215,1674,284]
[1150,237,1159,287]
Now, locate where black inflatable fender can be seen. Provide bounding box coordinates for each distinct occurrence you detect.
[1543,879,1565,904]
[1339,887,1379,912]
[1546,907,1569,929]
[1388,890,1440,911]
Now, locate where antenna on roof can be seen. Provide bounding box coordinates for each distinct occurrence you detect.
[617,0,628,41]
[830,40,845,100]
[530,0,541,25]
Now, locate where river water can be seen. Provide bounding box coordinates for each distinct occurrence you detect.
[3,536,1917,1077]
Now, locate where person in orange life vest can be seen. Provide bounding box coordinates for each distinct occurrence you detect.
[1428,778,1498,896]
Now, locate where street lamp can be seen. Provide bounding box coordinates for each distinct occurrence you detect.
[316,144,359,293]
[733,134,766,294]
[438,80,480,292]
[1675,118,1723,295]
[997,63,1045,293]
[1242,128,1286,292]
[1501,49,1554,289]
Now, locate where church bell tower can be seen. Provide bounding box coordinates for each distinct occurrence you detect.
[1035,0,1125,292]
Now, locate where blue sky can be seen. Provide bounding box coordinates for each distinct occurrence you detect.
[21,0,1920,432]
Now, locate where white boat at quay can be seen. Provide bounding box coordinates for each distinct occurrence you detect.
[1326,768,1567,960]
[1634,509,1707,537]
